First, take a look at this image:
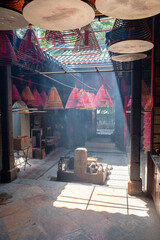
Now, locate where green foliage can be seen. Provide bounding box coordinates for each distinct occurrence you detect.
[97,106,115,126]
[91,18,115,43]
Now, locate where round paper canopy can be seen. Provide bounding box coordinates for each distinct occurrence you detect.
[0,7,29,30]
[23,0,95,31]
[108,40,153,54]
[112,53,147,62]
[96,0,160,20]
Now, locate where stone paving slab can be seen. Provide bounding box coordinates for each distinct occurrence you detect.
[0,148,160,240]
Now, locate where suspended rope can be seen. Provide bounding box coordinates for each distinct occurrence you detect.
[60,67,96,91]
[35,70,74,89]
[69,72,96,91]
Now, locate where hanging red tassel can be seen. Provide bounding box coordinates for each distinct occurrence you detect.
[101,88,105,101]
[74,89,78,100]
[50,89,55,101]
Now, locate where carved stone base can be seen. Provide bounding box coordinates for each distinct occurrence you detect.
[128,179,142,195]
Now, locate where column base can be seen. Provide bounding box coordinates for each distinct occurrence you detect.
[128,179,142,195]
[0,168,17,183]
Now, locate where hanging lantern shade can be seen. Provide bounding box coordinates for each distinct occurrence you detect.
[65,87,79,109]
[108,19,153,54]
[45,29,82,45]
[112,53,147,62]
[21,86,34,103]
[96,0,160,20]
[12,84,21,102]
[23,0,95,31]
[73,24,101,54]
[44,87,64,110]
[28,89,44,106]
[0,32,17,66]
[17,28,45,66]
[0,1,28,30]
[41,90,48,106]
[94,85,113,108]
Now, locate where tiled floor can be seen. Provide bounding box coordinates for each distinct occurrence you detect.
[0,147,160,240]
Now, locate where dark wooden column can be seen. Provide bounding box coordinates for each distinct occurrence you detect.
[128,61,142,195]
[0,66,17,182]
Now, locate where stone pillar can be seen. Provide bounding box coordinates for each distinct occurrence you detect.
[74,148,87,174]
[0,66,17,182]
[128,61,142,195]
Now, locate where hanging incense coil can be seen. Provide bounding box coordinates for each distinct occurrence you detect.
[108,19,153,54]
[0,1,28,30]
[21,86,34,103]
[41,90,48,106]
[44,87,64,110]
[65,87,79,109]
[45,31,65,45]
[45,29,82,45]
[23,0,95,31]
[28,89,44,106]
[17,28,45,67]
[73,24,101,54]
[83,90,93,109]
[12,84,21,102]
[94,85,113,108]
[0,32,17,66]
[2,31,16,45]
[76,90,86,109]
[96,0,160,20]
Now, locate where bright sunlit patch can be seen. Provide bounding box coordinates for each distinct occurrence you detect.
[14,157,26,169]
[53,183,149,217]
